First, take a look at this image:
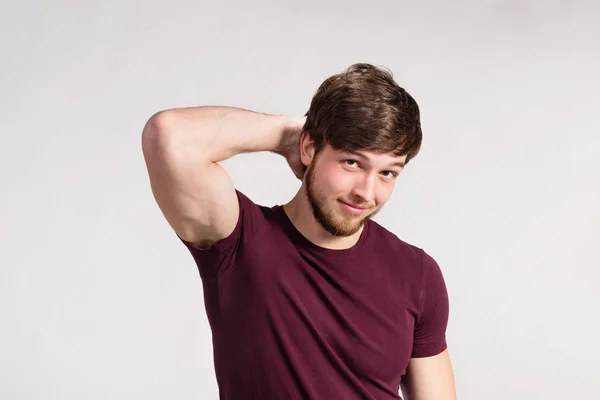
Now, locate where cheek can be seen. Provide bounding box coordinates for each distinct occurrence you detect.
[374,185,394,205]
[321,166,355,194]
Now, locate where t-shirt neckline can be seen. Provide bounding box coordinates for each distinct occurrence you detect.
[273,204,371,257]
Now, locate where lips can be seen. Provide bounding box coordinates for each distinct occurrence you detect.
[342,201,367,210]
[339,200,370,214]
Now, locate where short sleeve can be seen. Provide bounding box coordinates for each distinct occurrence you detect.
[410,250,450,358]
[178,190,260,282]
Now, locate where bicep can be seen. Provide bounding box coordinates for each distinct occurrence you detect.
[142,116,239,248]
[400,349,456,400]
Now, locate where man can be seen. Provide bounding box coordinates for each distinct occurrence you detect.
[142,63,456,399]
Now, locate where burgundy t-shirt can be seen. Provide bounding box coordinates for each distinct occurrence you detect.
[180,190,449,400]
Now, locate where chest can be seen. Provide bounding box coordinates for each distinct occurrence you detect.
[228,243,421,382]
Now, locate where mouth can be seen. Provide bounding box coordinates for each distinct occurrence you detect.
[338,200,369,215]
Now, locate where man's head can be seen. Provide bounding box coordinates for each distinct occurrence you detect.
[299,63,422,237]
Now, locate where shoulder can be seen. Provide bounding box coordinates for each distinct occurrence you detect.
[366,220,442,280]
[179,189,281,281]
[181,189,276,253]
[234,190,273,218]
[367,220,426,261]
[235,190,298,246]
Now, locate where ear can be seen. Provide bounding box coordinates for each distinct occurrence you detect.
[299,130,316,167]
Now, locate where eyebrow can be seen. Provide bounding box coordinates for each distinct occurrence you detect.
[343,149,405,169]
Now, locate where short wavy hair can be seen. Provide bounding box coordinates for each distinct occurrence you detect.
[303,63,422,163]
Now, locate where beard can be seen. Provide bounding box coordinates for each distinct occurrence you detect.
[304,159,381,237]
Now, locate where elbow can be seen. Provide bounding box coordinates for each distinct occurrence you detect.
[142,110,177,152]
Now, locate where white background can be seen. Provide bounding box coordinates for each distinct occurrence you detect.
[1,0,599,399]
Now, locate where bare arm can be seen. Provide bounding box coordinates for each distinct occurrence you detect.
[141,106,302,248]
[400,349,456,400]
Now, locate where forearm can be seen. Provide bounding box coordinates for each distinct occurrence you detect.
[146,106,294,163]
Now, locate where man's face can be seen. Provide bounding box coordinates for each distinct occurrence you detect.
[303,145,406,237]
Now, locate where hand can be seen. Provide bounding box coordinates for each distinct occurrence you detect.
[277,116,306,180]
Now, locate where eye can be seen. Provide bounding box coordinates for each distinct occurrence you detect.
[381,170,398,179]
[344,159,359,168]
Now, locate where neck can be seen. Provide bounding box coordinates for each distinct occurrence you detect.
[282,187,364,250]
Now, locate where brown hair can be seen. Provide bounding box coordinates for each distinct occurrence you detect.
[303,63,422,163]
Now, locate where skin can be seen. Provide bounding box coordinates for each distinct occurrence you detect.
[401,350,457,400]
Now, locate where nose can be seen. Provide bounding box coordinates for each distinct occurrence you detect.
[351,174,376,204]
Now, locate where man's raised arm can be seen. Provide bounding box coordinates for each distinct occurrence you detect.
[141,106,302,248]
